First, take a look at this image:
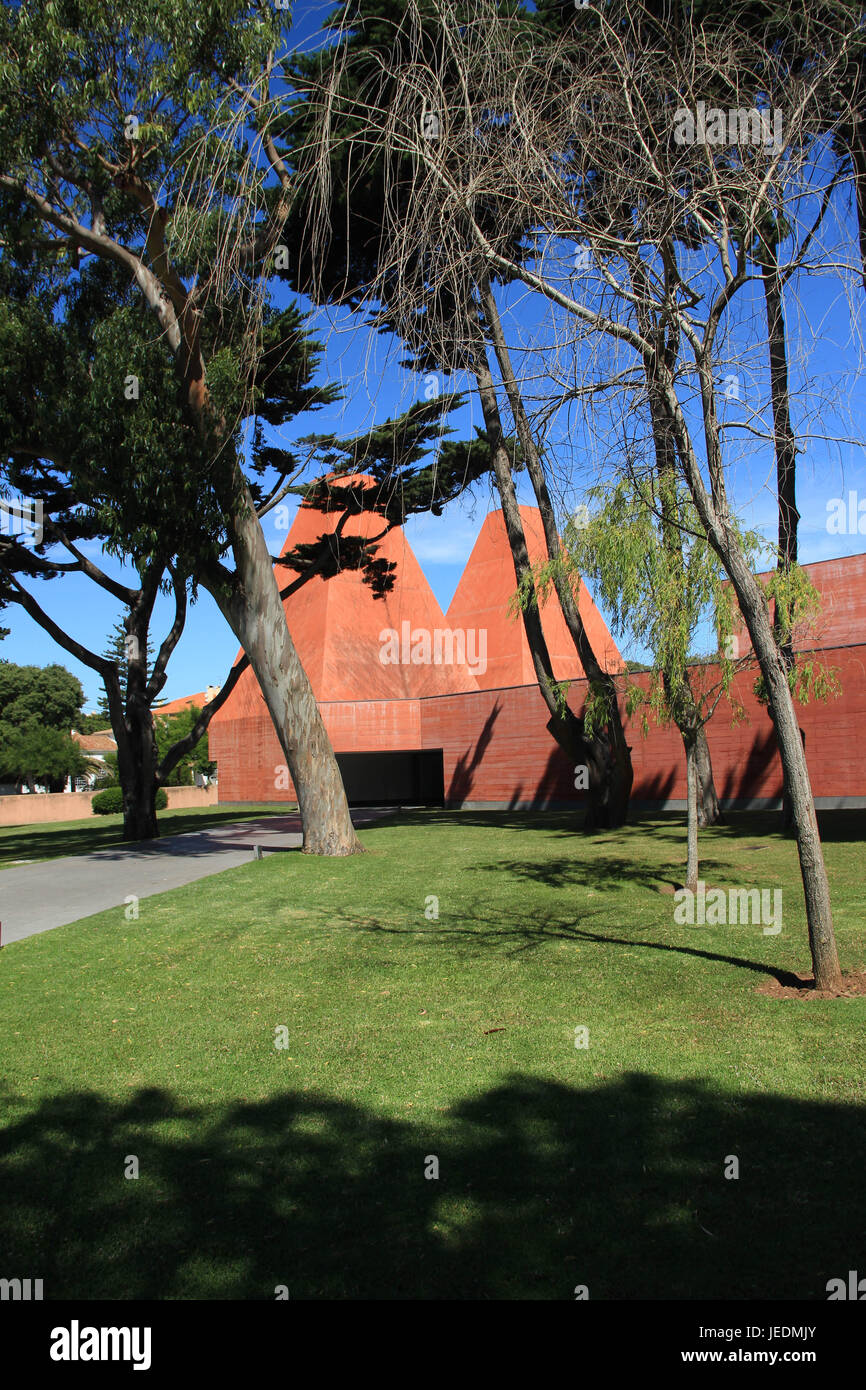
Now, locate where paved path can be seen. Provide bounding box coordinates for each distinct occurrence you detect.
[0,811,392,946]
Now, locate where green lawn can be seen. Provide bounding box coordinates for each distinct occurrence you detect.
[1,809,864,1300]
[0,802,291,869]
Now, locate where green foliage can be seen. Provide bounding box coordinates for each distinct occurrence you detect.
[92,784,167,815]
[0,661,84,730]
[764,564,823,651]
[91,752,119,788]
[278,401,502,596]
[529,477,766,736]
[91,787,123,814]
[754,658,842,708]
[581,681,616,742]
[74,712,114,735]
[96,620,151,723]
[752,565,843,708]
[0,1,329,582]
[0,723,91,788]
[154,706,214,785]
[0,661,90,786]
[0,0,494,663]
[791,660,842,705]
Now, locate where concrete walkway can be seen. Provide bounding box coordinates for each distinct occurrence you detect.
[0,811,392,946]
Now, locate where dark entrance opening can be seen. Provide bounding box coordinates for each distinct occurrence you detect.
[335,749,444,806]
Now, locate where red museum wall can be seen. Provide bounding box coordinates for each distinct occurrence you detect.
[207,497,866,809]
[209,642,866,808]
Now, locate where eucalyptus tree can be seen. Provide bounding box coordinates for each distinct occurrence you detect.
[273,0,634,827]
[394,0,849,986]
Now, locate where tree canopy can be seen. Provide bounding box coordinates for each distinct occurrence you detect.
[0,660,90,789]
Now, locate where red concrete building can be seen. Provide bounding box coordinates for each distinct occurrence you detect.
[209,500,866,811]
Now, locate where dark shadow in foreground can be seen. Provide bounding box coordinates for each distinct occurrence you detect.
[0,1073,863,1300]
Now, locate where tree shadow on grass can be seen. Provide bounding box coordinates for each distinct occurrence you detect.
[342,904,805,984]
[0,1073,863,1299]
[0,808,286,867]
[375,805,866,848]
[473,853,677,893]
[470,852,770,897]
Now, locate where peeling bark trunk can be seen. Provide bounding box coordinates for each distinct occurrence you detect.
[478,283,632,826]
[660,360,842,992]
[122,233,359,856]
[213,467,362,856]
[471,351,616,827]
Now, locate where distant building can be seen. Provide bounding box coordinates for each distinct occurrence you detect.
[152,689,217,717]
[70,728,117,791]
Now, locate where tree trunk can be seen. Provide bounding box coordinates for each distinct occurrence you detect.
[627,263,727,832]
[760,229,800,831]
[662,665,722,827]
[632,266,723,830]
[695,725,721,827]
[661,363,842,991]
[121,709,158,842]
[214,466,362,856]
[470,351,616,827]
[126,245,360,856]
[117,599,160,842]
[846,104,866,294]
[685,732,699,893]
[122,762,159,842]
[108,696,159,842]
[736,578,839,986]
[479,278,633,826]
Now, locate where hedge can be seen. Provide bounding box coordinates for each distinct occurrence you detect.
[91,786,168,816]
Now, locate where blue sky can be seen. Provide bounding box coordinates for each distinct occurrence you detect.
[3,0,866,708]
[7,263,865,709]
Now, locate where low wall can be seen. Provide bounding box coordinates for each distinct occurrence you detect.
[0,784,218,827]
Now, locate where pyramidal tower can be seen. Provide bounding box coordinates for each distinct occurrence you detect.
[446,506,622,689]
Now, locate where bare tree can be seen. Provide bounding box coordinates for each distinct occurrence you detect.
[309,0,856,986]
[283,0,634,826]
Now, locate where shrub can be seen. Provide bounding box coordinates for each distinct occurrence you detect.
[91,786,168,815]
